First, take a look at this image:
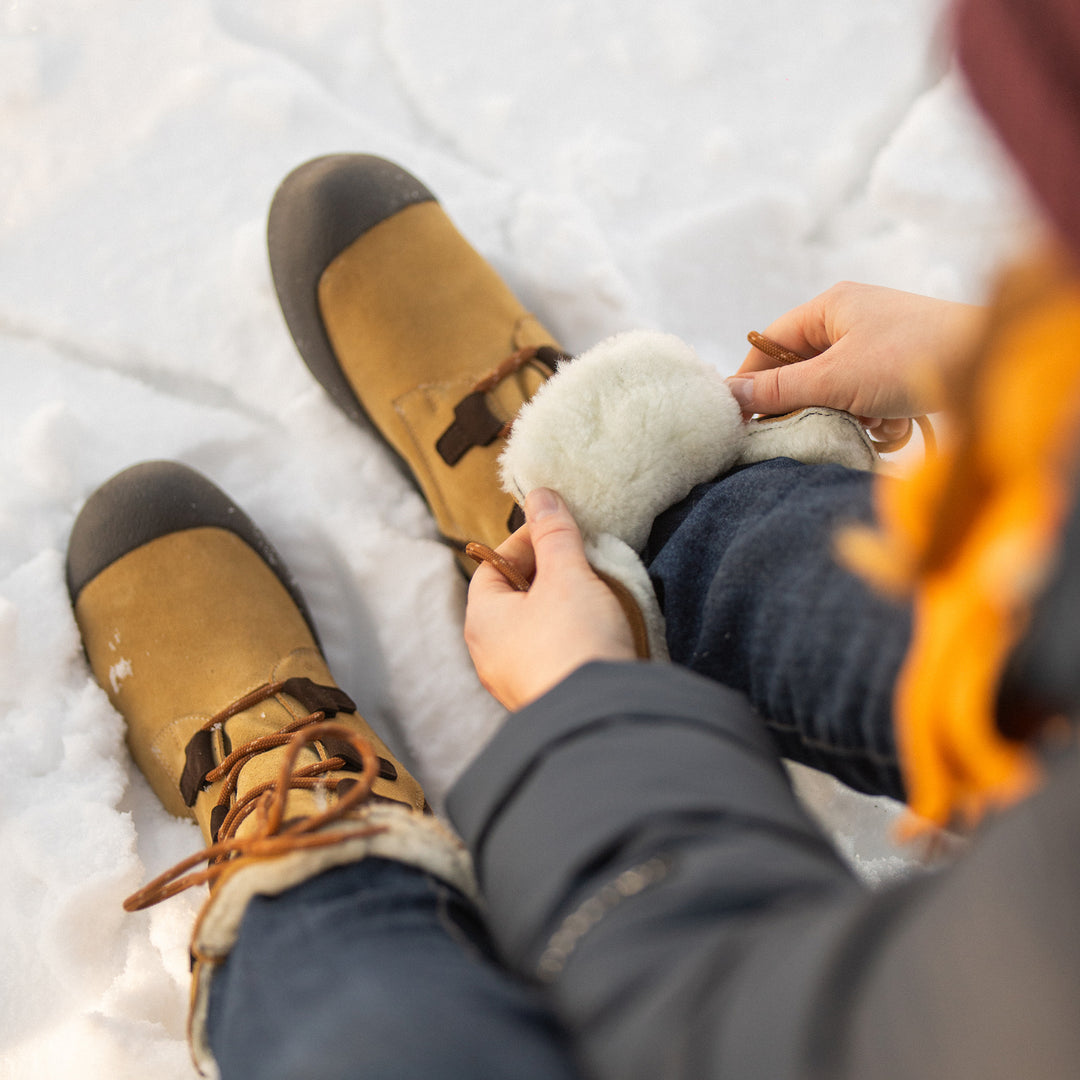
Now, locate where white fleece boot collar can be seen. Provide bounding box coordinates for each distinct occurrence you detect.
[500,331,747,552]
[187,806,477,1078]
[499,329,877,659]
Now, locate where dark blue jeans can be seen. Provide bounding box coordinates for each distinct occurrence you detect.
[646,458,910,800]
[207,857,581,1080]
[207,460,910,1078]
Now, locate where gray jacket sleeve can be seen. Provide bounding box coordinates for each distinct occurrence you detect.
[447,660,1080,1080]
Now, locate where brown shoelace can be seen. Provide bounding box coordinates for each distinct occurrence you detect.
[747,331,937,455]
[124,687,385,911]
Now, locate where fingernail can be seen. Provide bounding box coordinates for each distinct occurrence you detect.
[725,377,755,411]
[525,487,559,521]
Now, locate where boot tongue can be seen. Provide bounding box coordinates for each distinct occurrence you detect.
[229,694,327,842]
[180,677,351,810]
[188,683,331,844]
[186,670,427,845]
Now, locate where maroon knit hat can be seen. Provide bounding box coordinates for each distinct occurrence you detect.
[955,0,1080,259]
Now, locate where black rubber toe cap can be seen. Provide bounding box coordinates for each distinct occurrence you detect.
[66,461,318,640]
[267,154,437,423]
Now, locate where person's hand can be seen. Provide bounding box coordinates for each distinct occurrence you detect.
[728,282,985,439]
[464,488,637,711]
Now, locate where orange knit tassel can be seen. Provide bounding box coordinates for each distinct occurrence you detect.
[838,250,1080,834]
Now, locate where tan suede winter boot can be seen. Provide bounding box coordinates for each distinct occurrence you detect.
[67,461,475,1076]
[268,154,566,569]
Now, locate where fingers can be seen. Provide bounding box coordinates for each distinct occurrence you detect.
[463,487,636,711]
[467,525,534,606]
[727,355,845,417]
[732,293,846,416]
[861,416,912,442]
[524,488,592,582]
[493,519,537,580]
[737,293,832,376]
[733,282,984,423]
[468,488,590,598]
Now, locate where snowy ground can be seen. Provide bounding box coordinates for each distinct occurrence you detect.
[0,1,1036,1076]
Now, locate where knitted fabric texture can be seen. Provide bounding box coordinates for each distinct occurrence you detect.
[955,0,1080,261]
[841,253,1080,832]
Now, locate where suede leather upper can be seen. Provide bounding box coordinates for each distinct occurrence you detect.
[69,463,426,841]
[268,155,561,558]
[268,154,437,425]
[66,459,317,638]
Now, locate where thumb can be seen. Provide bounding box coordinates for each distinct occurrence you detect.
[524,488,592,579]
[726,355,837,416]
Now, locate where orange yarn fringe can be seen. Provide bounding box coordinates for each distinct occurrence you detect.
[838,250,1080,836]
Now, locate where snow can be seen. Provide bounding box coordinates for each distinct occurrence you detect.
[0,0,1036,1075]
